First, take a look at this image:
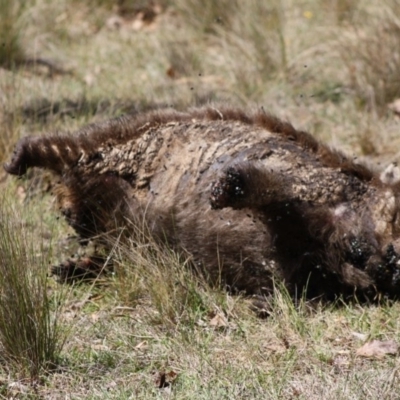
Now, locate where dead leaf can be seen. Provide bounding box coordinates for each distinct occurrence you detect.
[90,312,100,322]
[135,341,148,350]
[333,355,350,368]
[16,185,26,201]
[106,3,161,32]
[84,73,95,86]
[166,370,177,382]
[61,310,77,322]
[209,312,228,328]
[8,381,29,394]
[356,339,398,359]
[106,15,124,30]
[166,66,177,79]
[69,300,88,311]
[351,331,368,341]
[389,99,400,115]
[107,380,117,390]
[264,343,286,353]
[154,370,178,389]
[91,340,109,351]
[195,318,206,327]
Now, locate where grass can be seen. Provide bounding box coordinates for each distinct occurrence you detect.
[113,226,235,328]
[0,196,68,382]
[1,0,400,397]
[0,0,26,68]
[338,0,400,113]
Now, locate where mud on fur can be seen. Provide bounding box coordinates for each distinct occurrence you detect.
[5,106,400,301]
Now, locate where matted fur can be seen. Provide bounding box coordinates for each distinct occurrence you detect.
[5,106,400,300]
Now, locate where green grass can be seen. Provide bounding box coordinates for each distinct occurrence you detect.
[1,0,400,397]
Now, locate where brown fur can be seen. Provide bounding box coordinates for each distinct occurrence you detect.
[4,106,400,300]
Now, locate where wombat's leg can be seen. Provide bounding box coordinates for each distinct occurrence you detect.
[51,255,109,283]
[4,134,88,176]
[210,164,292,210]
[59,172,132,241]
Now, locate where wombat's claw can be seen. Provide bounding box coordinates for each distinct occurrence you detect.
[210,167,245,209]
[249,295,273,318]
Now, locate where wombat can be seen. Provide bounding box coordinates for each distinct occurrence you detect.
[5,106,400,301]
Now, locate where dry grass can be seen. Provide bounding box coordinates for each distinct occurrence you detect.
[0,196,68,383]
[338,0,400,113]
[112,224,234,328]
[0,0,27,68]
[1,0,400,397]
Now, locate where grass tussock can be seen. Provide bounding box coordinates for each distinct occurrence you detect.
[0,198,67,380]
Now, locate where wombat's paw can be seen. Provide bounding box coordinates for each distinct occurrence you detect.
[249,295,273,318]
[210,167,245,209]
[51,256,105,283]
[3,137,29,176]
[383,244,400,289]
